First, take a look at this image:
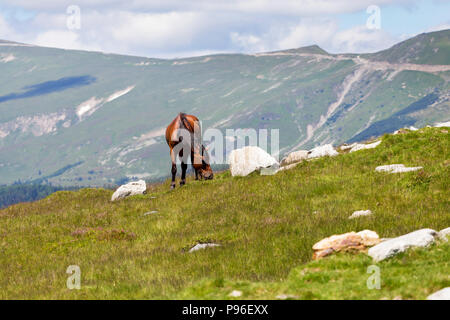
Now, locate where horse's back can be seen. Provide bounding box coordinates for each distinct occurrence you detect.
[165,113,199,147]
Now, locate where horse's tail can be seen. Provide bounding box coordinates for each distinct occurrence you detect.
[179,113,194,132]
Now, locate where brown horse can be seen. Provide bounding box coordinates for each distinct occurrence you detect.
[165,113,213,188]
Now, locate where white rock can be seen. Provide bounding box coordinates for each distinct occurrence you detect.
[281,150,309,166]
[228,146,279,176]
[427,287,450,300]
[349,140,381,153]
[229,290,243,297]
[368,228,437,262]
[189,243,220,253]
[307,144,338,159]
[375,164,423,173]
[434,121,450,128]
[438,227,450,241]
[111,180,147,201]
[349,210,373,219]
[144,211,158,216]
[409,126,418,131]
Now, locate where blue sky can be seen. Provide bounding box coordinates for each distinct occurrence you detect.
[0,0,449,58]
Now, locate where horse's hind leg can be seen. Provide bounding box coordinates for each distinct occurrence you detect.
[170,148,177,189]
[179,148,187,186]
[180,162,187,186]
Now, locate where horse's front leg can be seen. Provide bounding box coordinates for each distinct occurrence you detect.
[192,151,199,180]
[194,169,199,180]
[170,148,177,189]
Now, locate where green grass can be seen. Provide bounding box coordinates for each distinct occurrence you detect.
[0,127,449,299]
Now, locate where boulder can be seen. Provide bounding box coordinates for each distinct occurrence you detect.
[438,227,450,241]
[375,164,423,173]
[368,228,437,262]
[349,140,381,153]
[111,180,147,201]
[280,150,309,166]
[228,146,279,176]
[189,243,220,253]
[349,210,373,219]
[427,287,450,300]
[307,144,339,159]
[312,230,380,260]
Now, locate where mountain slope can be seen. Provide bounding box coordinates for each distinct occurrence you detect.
[0,127,448,299]
[0,30,449,186]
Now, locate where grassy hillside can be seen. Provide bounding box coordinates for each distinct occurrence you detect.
[368,30,450,65]
[0,127,448,299]
[0,30,449,186]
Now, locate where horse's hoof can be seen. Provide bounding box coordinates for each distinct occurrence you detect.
[180,180,185,186]
[170,184,176,189]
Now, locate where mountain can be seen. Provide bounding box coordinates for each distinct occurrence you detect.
[0,30,449,186]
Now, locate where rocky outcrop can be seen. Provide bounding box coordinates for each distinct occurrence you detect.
[312,230,380,260]
[111,180,147,201]
[228,146,279,176]
[307,144,339,159]
[375,164,423,173]
[280,150,309,166]
[368,228,437,262]
[349,140,381,153]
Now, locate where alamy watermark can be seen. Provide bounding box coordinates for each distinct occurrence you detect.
[367,265,381,290]
[66,5,81,30]
[66,265,81,289]
[366,5,381,30]
[170,124,280,166]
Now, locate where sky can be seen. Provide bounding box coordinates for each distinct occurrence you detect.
[0,0,449,58]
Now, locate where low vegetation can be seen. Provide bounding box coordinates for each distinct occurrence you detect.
[0,127,448,299]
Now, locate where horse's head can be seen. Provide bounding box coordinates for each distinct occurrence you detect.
[199,145,213,180]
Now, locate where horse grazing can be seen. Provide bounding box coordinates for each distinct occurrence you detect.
[165,113,213,188]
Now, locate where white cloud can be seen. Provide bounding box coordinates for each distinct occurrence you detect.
[0,0,447,58]
[34,30,101,51]
[277,19,337,49]
[426,22,450,33]
[230,19,396,54]
[0,15,15,39]
[331,25,396,53]
[107,11,206,49]
[230,32,268,52]
[1,0,417,16]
